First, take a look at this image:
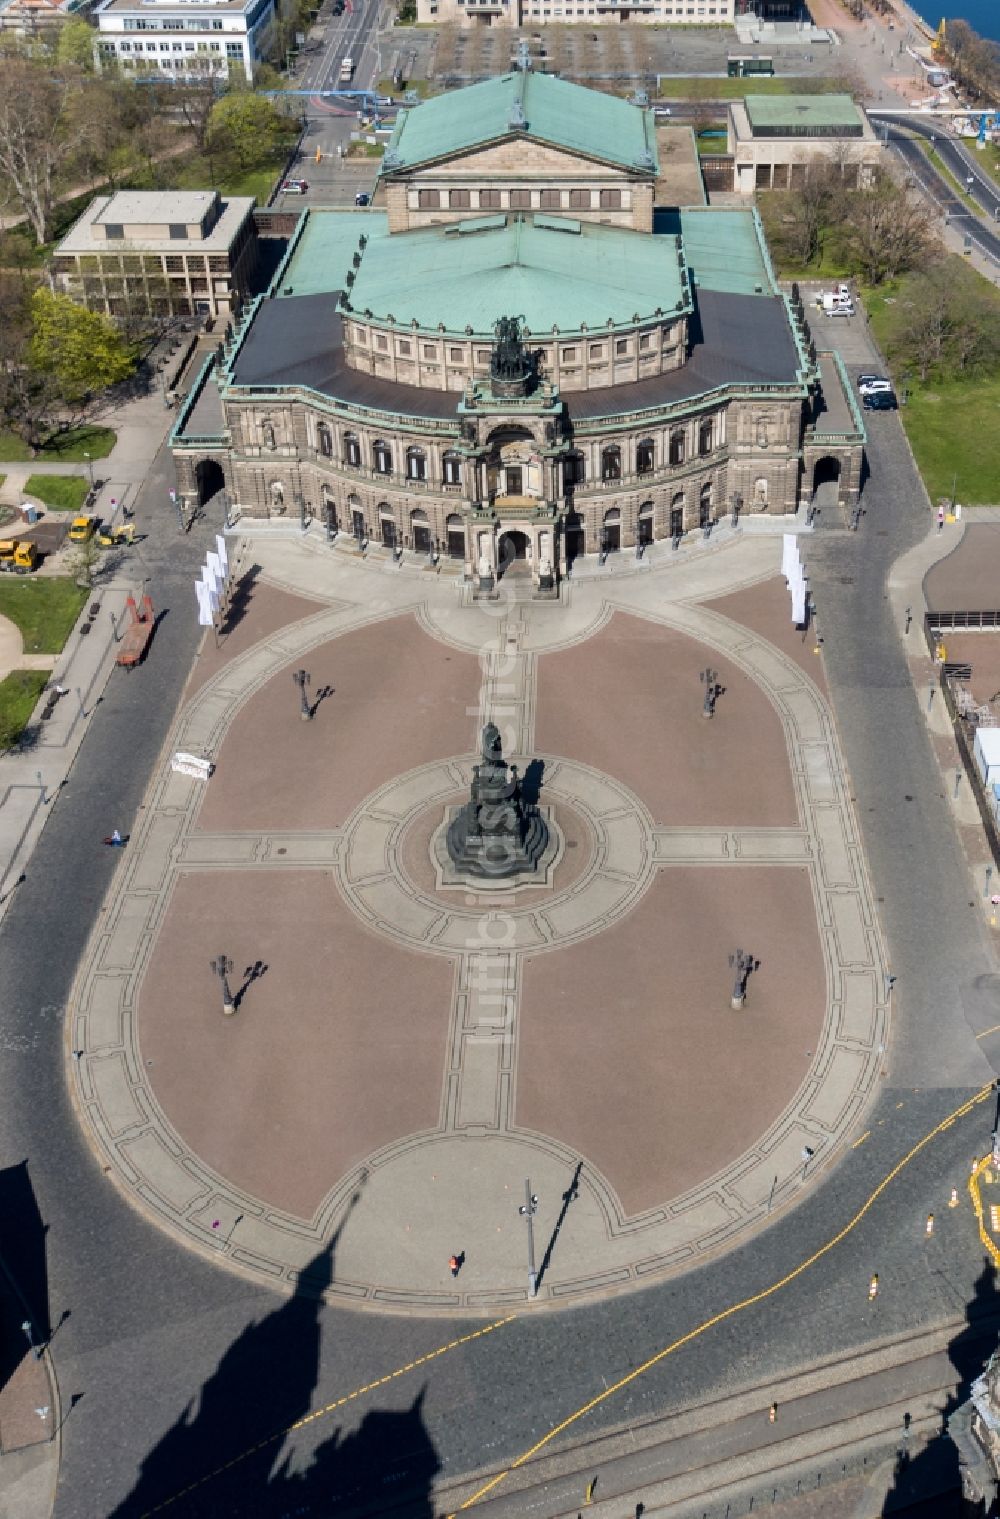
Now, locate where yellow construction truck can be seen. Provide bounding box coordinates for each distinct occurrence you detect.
[0,538,39,574]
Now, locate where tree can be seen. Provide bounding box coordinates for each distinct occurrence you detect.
[206,90,288,172]
[0,56,86,244]
[29,289,135,404]
[847,169,934,287]
[56,17,97,72]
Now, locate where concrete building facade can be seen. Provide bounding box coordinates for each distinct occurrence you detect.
[171,73,864,586]
[727,94,883,194]
[94,0,277,82]
[50,190,259,321]
[417,0,734,27]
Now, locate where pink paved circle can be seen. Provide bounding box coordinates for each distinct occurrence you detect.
[535,610,799,828]
[195,613,483,833]
[136,871,455,1220]
[517,865,825,1218]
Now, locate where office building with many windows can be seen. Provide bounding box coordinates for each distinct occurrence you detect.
[94,0,277,82]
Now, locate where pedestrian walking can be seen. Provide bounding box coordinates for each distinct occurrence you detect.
[448,1252,464,1278]
[937,505,945,532]
[103,830,125,848]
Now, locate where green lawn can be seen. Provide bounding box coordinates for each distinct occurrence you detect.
[894,380,1000,506]
[0,425,116,463]
[0,670,49,751]
[657,75,855,101]
[0,578,90,654]
[922,140,981,211]
[23,474,90,512]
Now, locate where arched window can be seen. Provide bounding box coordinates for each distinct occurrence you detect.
[343,431,361,468]
[669,491,685,537]
[321,483,337,531]
[601,446,621,483]
[269,481,285,511]
[317,422,332,458]
[699,481,713,527]
[754,476,769,504]
[443,452,462,486]
[637,500,654,546]
[636,439,654,476]
[698,419,713,457]
[379,504,397,549]
[446,512,465,559]
[564,452,585,490]
[669,429,685,467]
[410,507,431,554]
[373,439,392,475]
[407,446,427,482]
[602,506,621,554]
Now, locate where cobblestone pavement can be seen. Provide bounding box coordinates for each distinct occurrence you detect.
[67,530,890,1312]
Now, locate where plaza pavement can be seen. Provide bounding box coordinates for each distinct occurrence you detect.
[67,525,892,1313]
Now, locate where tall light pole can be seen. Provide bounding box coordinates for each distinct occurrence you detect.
[210,954,235,1016]
[519,1180,538,1298]
[83,451,94,489]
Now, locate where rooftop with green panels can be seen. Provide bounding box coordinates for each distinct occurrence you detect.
[274,209,390,298]
[381,71,658,175]
[744,94,864,136]
[343,212,689,335]
[654,208,777,298]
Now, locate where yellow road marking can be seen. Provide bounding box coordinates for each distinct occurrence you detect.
[448,1085,993,1517]
[141,1315,515,1518]
[969,1159,1000,1270]
[977,1023,1000,1040]
[852,1130,871,1149]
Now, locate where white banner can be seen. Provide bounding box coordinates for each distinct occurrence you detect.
[201,563,222,604]
[206,550,224,587]
[171,751,213,780]
[791,564,808,626]
[215,534,229,574]
[782,533,800,583]
[195,580,214,627]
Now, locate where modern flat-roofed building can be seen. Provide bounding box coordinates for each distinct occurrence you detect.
[94,0,277,82]
[417,0,734,26]
[51,190,259,320]
[727,94,882,194]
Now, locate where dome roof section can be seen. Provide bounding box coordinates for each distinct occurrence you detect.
[381,71,658,176]
[344,213,690,336]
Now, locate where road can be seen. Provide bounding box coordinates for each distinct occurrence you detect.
[871,115,1000,265]
[2,384,1000,1519]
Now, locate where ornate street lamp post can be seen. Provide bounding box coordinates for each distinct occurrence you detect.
[210,954,236,1016]
[293,668,312,721]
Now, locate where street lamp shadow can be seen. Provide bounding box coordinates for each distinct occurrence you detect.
[234,959,269,1011]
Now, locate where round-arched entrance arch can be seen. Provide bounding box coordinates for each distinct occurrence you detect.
[811,456,841,511]
[498,530,530,577]
[195,459,225,507]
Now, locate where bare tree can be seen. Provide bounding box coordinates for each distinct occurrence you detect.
[0,57,87,245]
[848,170,934,287]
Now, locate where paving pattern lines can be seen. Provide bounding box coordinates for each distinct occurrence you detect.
[67,545,889,1310]
[444,1083,997,1519]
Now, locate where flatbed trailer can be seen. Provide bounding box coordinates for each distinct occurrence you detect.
[116,593,155,669]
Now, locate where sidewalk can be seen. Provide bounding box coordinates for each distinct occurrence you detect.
[0,386,178,917]
[0,1254,59,1519]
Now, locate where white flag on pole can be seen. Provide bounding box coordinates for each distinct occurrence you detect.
[207,550,224,586]
[195,580,214,627]
[215,534,229,574]
[791,565,808,626]
[201,561,222,597]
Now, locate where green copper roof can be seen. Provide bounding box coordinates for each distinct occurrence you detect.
[383,72,658,175]
[744,94,863,132]
[654,208,777,298]
[276,209,390,297]
[346,213,687,335]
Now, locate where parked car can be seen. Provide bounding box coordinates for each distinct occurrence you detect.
[354,191,370,207]
[68,515,97,543]
[863,389,897,411]
[281,179,308,195]
[857,376,892,397]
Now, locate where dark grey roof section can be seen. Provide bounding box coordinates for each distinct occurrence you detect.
[183,373,226,436]
[229,292,457,419]
[225,286,802,428]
